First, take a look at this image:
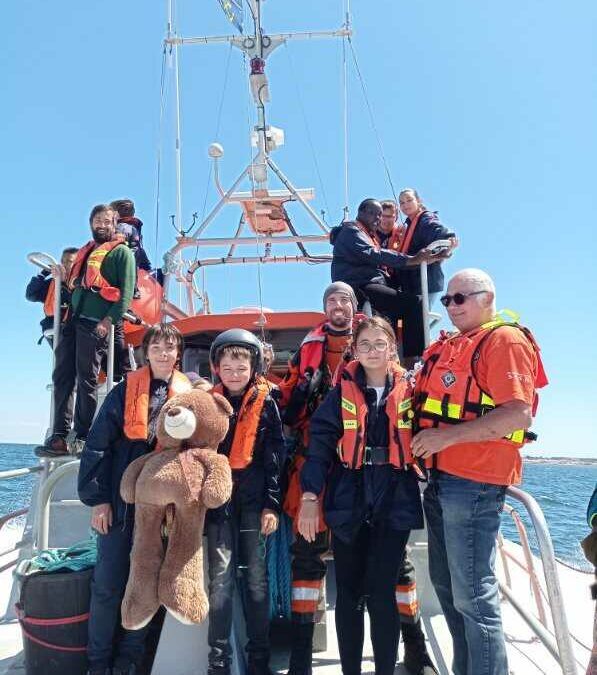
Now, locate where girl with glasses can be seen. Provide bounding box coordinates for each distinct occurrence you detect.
[297,316,426,675]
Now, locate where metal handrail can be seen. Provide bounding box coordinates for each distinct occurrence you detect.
[35,460,81,552]
[504,485,579,675]
[0,466,43,481]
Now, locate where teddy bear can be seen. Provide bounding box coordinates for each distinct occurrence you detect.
[119,380,233,630]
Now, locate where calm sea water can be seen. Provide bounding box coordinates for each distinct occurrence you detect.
[0,443,595,570]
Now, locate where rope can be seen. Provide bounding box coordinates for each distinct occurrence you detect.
[27,537,97,574]
[341,3,350,221]
[347,37,398,205]
[267,513,292,619]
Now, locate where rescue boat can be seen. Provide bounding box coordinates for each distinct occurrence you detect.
[2,2,593,674]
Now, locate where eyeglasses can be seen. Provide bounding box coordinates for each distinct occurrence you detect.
[440,291,488,307]
[355,341,389,353]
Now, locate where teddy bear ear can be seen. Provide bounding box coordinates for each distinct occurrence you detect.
[212,392,233,417]
[192,377,213,392]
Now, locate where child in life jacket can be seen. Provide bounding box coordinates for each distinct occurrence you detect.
[206,329,284,675]
[297,316,425,675]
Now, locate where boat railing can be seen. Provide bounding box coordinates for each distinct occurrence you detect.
[500,485,579,675]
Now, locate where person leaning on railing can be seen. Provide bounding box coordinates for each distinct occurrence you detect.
[329,198,451,359]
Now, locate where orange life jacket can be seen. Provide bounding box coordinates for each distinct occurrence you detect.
[337,360,414,470]
[398,212,422,254]
[387,225,404,251]
[414,320,546,482]
[43,279,56,317]
[214,380,270,470]
[124,366,192,440]
[68,240,124,302]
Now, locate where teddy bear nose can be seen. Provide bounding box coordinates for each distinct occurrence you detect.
[164,406,197,440]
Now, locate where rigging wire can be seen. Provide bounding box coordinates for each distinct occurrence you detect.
[341,0,350,221]
[153,44,169,320]
[347,36,399,206]
[283,43,331,219]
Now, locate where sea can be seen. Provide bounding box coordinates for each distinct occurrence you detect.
[0,443,595,571]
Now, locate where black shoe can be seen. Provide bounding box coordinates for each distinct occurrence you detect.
[35,436,69,457]
[403,646,439,675]
[207,666,230,675]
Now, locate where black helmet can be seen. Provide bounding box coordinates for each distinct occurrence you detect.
[209,329,265,375]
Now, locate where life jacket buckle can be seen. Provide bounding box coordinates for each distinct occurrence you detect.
[362,446,389,465]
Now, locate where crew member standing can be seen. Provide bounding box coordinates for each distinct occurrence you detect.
[278,282,358,675]
[413,268,547,675]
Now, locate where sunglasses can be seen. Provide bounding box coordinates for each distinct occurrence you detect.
[440,290,488,307]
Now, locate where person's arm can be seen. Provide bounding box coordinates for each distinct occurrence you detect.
[416,212,452,249]
[77,383,125,506]
[106,245,136,324]
[300,386,343,496]
[136,247,152,272]
[25,272,50,303]
[339,224,442,270]
[262,398,284,514]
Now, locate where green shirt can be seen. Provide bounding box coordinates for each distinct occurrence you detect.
[71,244,136,323]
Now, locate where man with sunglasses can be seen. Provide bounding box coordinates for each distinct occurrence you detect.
[411,268,548,675]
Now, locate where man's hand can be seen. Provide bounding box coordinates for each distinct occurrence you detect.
[407,248,450,266]
[412,428,457,459]
[95,317,113,339]
[91,503,113,535]
[297,494,319,542]
[261,509,279,536]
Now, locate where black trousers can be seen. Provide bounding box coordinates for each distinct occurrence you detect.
[52,317,107,439]
[332,523,410,675]
[206,509,270,671]
[361,283,424,358]
[88,519,149,668]
[290,530,329,624]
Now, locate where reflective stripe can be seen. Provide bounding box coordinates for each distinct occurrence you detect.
[398,398,412,413]
[341,397,357,415]
[506,429,525,443]
[291,587,320,601]
[397,419,412,429]
[480,392,494,407]
[343,419,357,430]
[395,583,418,617]
[423,397,461,419]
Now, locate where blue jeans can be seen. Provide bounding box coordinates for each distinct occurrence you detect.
[424,470,508,675]
[88,519,149,668]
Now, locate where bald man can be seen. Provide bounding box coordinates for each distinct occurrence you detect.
[412,269,547,675]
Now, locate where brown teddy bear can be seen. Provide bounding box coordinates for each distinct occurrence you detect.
[119,380,233,630]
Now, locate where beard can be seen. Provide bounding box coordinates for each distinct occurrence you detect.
[328,312,352,330]
[92,229,112,244]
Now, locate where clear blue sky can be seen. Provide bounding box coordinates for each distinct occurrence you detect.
[1,0,595,457]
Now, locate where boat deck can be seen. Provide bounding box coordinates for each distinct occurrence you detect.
[0,464,592,674]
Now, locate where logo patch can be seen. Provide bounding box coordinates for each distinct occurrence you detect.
[441,371,457,388]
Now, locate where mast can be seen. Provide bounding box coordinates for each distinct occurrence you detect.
[161,1,352,317]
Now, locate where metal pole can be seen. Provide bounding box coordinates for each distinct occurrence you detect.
[267,157,330,233]
[420,262,431,348]
[106,324,115,393]
[506,486,579,675]
[49,271,63,432]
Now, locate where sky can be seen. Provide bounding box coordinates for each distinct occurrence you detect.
[1,0,595,457]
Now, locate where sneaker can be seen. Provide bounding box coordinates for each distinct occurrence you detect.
[34,436,68,458]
